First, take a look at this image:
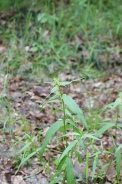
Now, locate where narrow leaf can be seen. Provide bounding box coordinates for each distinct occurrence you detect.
[115,149,121,181]
[66,157,76,184]
[59,140,78,162]
[112,98,121,109]
[17,151,36,173]
[92,154,98,180]
[82,134,99,140]
[62,95,87,128]
[40,120,63,160]
[95,123,115,137]
[116,144,122,153]
[51,86,58,93]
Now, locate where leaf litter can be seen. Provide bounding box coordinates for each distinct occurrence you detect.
[0,70,122,183]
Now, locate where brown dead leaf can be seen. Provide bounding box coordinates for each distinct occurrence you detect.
[0,45,7,53]
[11,175,26,184]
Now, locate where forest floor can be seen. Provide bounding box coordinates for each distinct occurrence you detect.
[0,1,122,183]
[0,69,122,184]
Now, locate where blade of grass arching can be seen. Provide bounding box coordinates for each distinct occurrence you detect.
[59,140,78,162]
[62,95,88,129]
[95,123,115,137]
[17,142,32,154]
[66,157,76,184]
[40,120,63,160]
[115,149,121,182]
[16,151,37,174]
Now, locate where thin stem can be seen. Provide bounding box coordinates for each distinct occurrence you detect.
[58,85,68,148]
[115,107,119,148]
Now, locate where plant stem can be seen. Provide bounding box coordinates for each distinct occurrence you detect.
[58,85,68,148]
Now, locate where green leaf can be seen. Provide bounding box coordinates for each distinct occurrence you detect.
[79,139,86,152]
[57,156,66,170]
[119,92,122,98]
[68,120,79,130]
[59,78,83,87]
[75,150,82,163]
[60,81,72,86]
[18,142,32,154]
[82,134,99,140]
[95,123,115,137]
[115,149,121,181]
[116,144,122,153]
[85,152,89,184]
[102,102,114,111]
[59,140,78,162]
[51,86,58,93]
[59,132,80,138]
[92,154,98,180]
[65,109,72,117]
[16,151,36,174]
[62,95,88,128]
[50,176,63,184]
[66,157,76,184]
[40,120,63,160]
[48,94,60,101]
[112,98,121,109]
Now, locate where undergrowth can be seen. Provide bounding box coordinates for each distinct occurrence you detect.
[0,0,122,77]
[37,78,122,184]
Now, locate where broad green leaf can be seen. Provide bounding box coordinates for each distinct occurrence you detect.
[62,95,88,128]
[66,157,76,184]
[115,149,121,181]
[59,140,78,162]
[112,98,121,109]
[40,120,63,160]
[95,123,115,137]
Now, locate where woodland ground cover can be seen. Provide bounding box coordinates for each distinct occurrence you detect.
[0,1,122,184]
